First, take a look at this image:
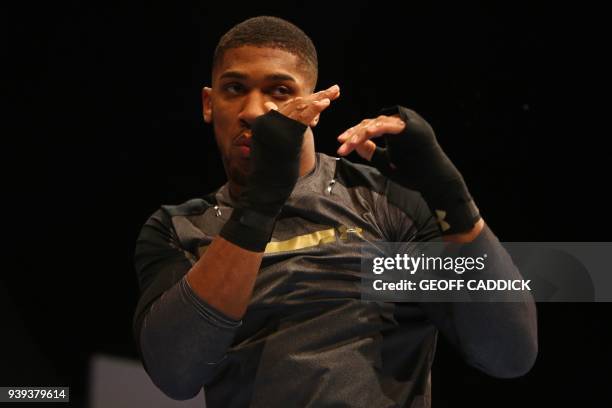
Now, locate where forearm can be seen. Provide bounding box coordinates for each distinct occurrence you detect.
[443,217,485,243]
[420,223,538,378]
[140,276,241,399]
[186,235,264,320]
[137,108,309,398]
[138,227,264,399]
[362,105,537,375]
[184,109,306,319]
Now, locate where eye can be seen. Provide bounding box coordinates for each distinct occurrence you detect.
[223,82,245,95]
[270,85,293,98]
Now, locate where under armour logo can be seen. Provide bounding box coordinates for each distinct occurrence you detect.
[435,209,451,232]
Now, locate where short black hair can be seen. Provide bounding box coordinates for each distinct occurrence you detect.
[213,16,318,90]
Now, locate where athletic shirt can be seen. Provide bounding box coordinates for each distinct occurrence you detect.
[133,152,536,407]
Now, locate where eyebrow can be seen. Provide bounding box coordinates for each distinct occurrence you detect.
[219,71,297,83]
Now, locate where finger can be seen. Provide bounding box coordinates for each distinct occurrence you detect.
[280,95,317,114]
[337,123,382,156]
[310,84,340,102]
[264,101,279,111]
[338,120,379,146]
[281,85,339,119]
[296,98,330,124]
[355,140,378,161]
[337,120,372,142]
[320,84,340,99]
[379,117,407,134]
[338,117,405,142]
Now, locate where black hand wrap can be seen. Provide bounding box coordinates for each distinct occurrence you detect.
[219,110,307,252]
[371,105,481,235]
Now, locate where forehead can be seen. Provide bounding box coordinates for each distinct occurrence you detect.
[213,46,309,87]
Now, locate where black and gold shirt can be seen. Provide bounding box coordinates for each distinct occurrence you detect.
[133,152,537,408]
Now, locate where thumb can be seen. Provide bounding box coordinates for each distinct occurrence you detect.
[356,140,378,161]
[309,114,320,127]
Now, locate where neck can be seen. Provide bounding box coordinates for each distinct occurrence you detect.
[229,128,316,201]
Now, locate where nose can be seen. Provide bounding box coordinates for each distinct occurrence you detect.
[238,90,268,128]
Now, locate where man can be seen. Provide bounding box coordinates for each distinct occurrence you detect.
[133,16,537,407]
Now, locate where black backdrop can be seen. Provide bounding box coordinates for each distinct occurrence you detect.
[4,1,611,407]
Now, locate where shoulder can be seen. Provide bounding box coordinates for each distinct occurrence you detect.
[138,192,221,247]
[144,192,219,226]
[159,195,217,218]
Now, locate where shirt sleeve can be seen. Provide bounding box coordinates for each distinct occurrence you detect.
[133,208,241,400]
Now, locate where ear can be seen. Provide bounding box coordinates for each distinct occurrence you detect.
[202,86,213,123]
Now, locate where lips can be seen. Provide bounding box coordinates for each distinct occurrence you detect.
[236,138,251,147]
[235,135,252,158]
[237,145,251,158]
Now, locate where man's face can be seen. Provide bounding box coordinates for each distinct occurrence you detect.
[202,45,314,187]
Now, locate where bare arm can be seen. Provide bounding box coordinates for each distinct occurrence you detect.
[186,237,263,320]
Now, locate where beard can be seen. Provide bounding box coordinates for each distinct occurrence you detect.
[223,153,250,190]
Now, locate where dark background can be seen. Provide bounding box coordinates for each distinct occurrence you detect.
[3,1,611,407]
